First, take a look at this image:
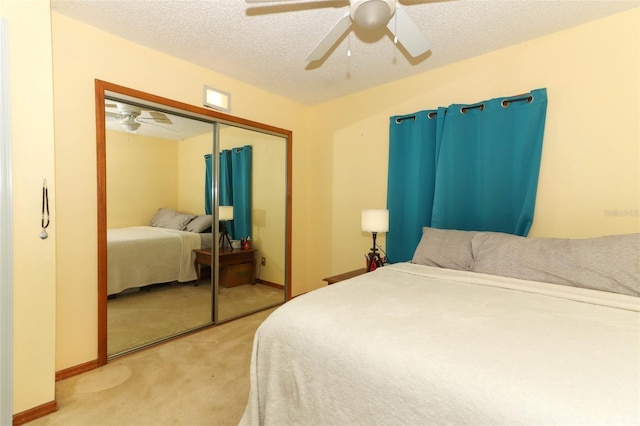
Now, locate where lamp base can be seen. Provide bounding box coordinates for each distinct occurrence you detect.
[219,221,233,250]
[219,232,233,250]
[366,250,384,272]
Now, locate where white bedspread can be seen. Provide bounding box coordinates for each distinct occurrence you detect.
[240,263,640,425]
[107,226,201,295]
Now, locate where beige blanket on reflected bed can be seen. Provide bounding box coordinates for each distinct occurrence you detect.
[241,263,640,426]
[107,226,201,295]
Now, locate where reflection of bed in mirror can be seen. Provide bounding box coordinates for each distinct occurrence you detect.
[107,208,213,296]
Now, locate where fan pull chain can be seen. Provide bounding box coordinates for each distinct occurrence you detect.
[347,32,352,57]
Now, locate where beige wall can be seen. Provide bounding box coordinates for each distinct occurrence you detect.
[178,132,213,215]
[252,135,287,285]
[108,130,215,227]
[2,0,57,414]
[106,130,180,227]
[313,8,640,277]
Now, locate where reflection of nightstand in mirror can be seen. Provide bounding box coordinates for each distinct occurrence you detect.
[193,248,257,287]
[219,248,256,287]
[322,268,367,285]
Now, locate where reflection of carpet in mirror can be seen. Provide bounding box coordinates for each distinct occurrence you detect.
[218,282,284,320]
[108,282,283,356]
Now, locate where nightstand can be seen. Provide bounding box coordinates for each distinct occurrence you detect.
[192,248,257,287]
[322,268,367,285]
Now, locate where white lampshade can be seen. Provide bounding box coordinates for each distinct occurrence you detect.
[361,209,389,233]
[219,205,234,221]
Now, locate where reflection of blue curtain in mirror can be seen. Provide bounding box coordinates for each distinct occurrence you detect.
[219,150,233,207]
[229,146,252,240]
[204,146,252,240]
[204,154,214,215]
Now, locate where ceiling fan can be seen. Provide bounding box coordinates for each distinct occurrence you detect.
[246,0,431,61]
[105,101,174,132]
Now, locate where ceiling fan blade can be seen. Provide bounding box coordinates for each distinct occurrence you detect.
[386,6,431,57]
[136,119,178,132]
[138,111,173,124]
[306,12,351,62]
[106,111,120,121]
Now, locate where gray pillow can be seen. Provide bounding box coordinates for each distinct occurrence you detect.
[471,232,640,297]
[150,208,196,230]
[411,227,481,271]
[184,215,212,233]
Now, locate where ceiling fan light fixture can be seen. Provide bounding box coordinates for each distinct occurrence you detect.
[351,0,394,29]
[121,121,141,132]
[119,115,141,132]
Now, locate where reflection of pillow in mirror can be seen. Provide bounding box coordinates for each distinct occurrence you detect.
[411,227,480,271]
[150,208,195,230]
[185,215,212,233]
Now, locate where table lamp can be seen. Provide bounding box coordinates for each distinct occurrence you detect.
[361,209,388,272]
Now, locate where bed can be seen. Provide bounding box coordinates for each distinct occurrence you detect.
[240,228,640,425]
[107,208,213,295]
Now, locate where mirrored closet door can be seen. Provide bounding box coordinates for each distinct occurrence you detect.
[95,81,291,363]
[217,126,288,322]
[104,101,215,357]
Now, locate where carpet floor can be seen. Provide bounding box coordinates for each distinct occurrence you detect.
[30,307,276,426]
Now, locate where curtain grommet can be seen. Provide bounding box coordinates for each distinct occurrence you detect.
[395,115,416,124]
[502,95,534,108]
[461,104,484,114]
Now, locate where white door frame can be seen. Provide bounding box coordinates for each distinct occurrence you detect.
[0,17,15,425]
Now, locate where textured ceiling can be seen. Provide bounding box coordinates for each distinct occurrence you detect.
[51,0,639,105]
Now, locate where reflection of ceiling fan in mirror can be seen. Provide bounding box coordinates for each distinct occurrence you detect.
[246,0,432,61]
[105,101,174,132]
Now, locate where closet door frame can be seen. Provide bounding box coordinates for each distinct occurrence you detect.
[95,80,292,366]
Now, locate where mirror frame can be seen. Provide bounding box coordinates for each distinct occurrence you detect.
[95,79,292,366]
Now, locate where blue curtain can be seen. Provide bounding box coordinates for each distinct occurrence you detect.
[387,88,547,262]
[386,109,441,263]
[218,145,252,240]
[204,154,213,215]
